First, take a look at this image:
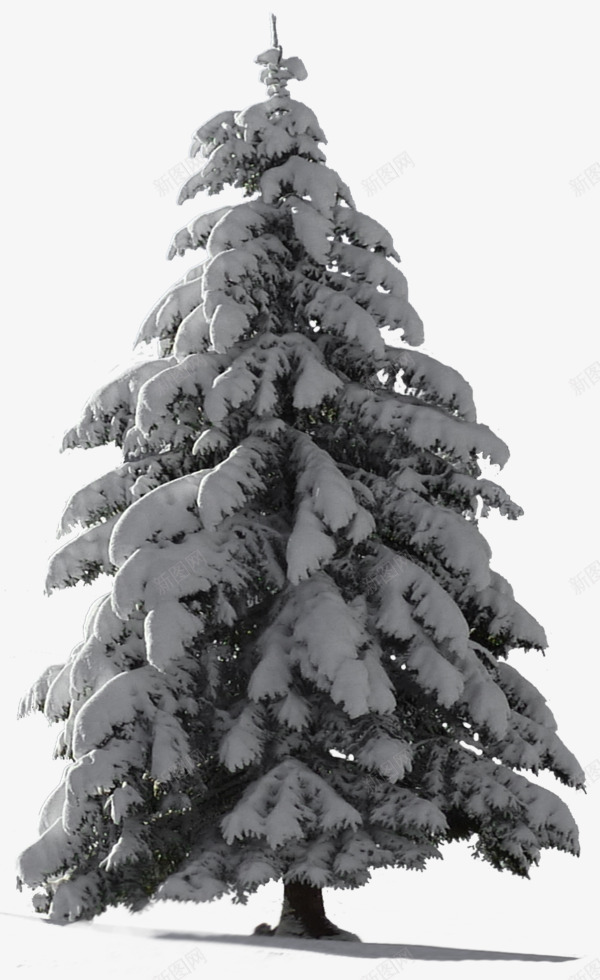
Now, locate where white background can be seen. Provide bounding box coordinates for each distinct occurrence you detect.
[1,0,598,961]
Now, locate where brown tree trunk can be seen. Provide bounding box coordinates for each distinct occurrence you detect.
[254,881,361,941]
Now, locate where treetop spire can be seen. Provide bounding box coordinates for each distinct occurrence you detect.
[255,13,308,98]
[270,12,280,50]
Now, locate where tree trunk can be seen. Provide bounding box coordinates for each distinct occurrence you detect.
[254,881,361,941]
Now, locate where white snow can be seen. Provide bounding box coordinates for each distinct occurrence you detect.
[386,346,478,422]
[332,241,409,299]
[208,301,251,353]
[137,274,204,348]
[304,284,385,355]
[203,343,283,423]
[109,470,207,566]
[2,905,585,980]
[333,204,401,261]
[329,659,371,718]
[356,738,413,782]
[285,499,337,583]
[289,196,334,263]
[340,383,510,465]
[221,758,362,848]
[290,432,359,532]
[248,632,293,702]
[475,571,548,649]
[45,515,120,594]
[260,157,354,215]
[218,705,265,772]
[167,205,233,260]
[196,438,267,531]
[291,349,343,409]
[61,358,173,451]
[144,599,205,671]
[150,708,195,781]
[383,490,493,590]
[100,819,151,872]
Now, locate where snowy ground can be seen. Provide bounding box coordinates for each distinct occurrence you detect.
[2,872,596,980]
[0,910,586,980]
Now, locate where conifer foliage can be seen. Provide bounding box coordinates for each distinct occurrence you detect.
[17,23,584,930]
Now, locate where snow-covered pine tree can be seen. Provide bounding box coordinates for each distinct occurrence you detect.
[16,18,584,940]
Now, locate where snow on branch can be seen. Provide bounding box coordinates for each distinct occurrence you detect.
[260,157,354,215]
[17,664,64,719]
[340,383,510,466]
[45,515,120,593]
[220,758,362,848]
[167,205,233,260]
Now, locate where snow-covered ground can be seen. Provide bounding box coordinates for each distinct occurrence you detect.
[1,882,593,980]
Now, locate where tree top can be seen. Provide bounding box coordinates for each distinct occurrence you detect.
[255,13,308,98]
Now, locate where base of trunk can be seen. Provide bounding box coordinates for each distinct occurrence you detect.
[253,919,361,941]
[253,881,361,942]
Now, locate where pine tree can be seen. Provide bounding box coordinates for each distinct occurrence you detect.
[16,18,584,939]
